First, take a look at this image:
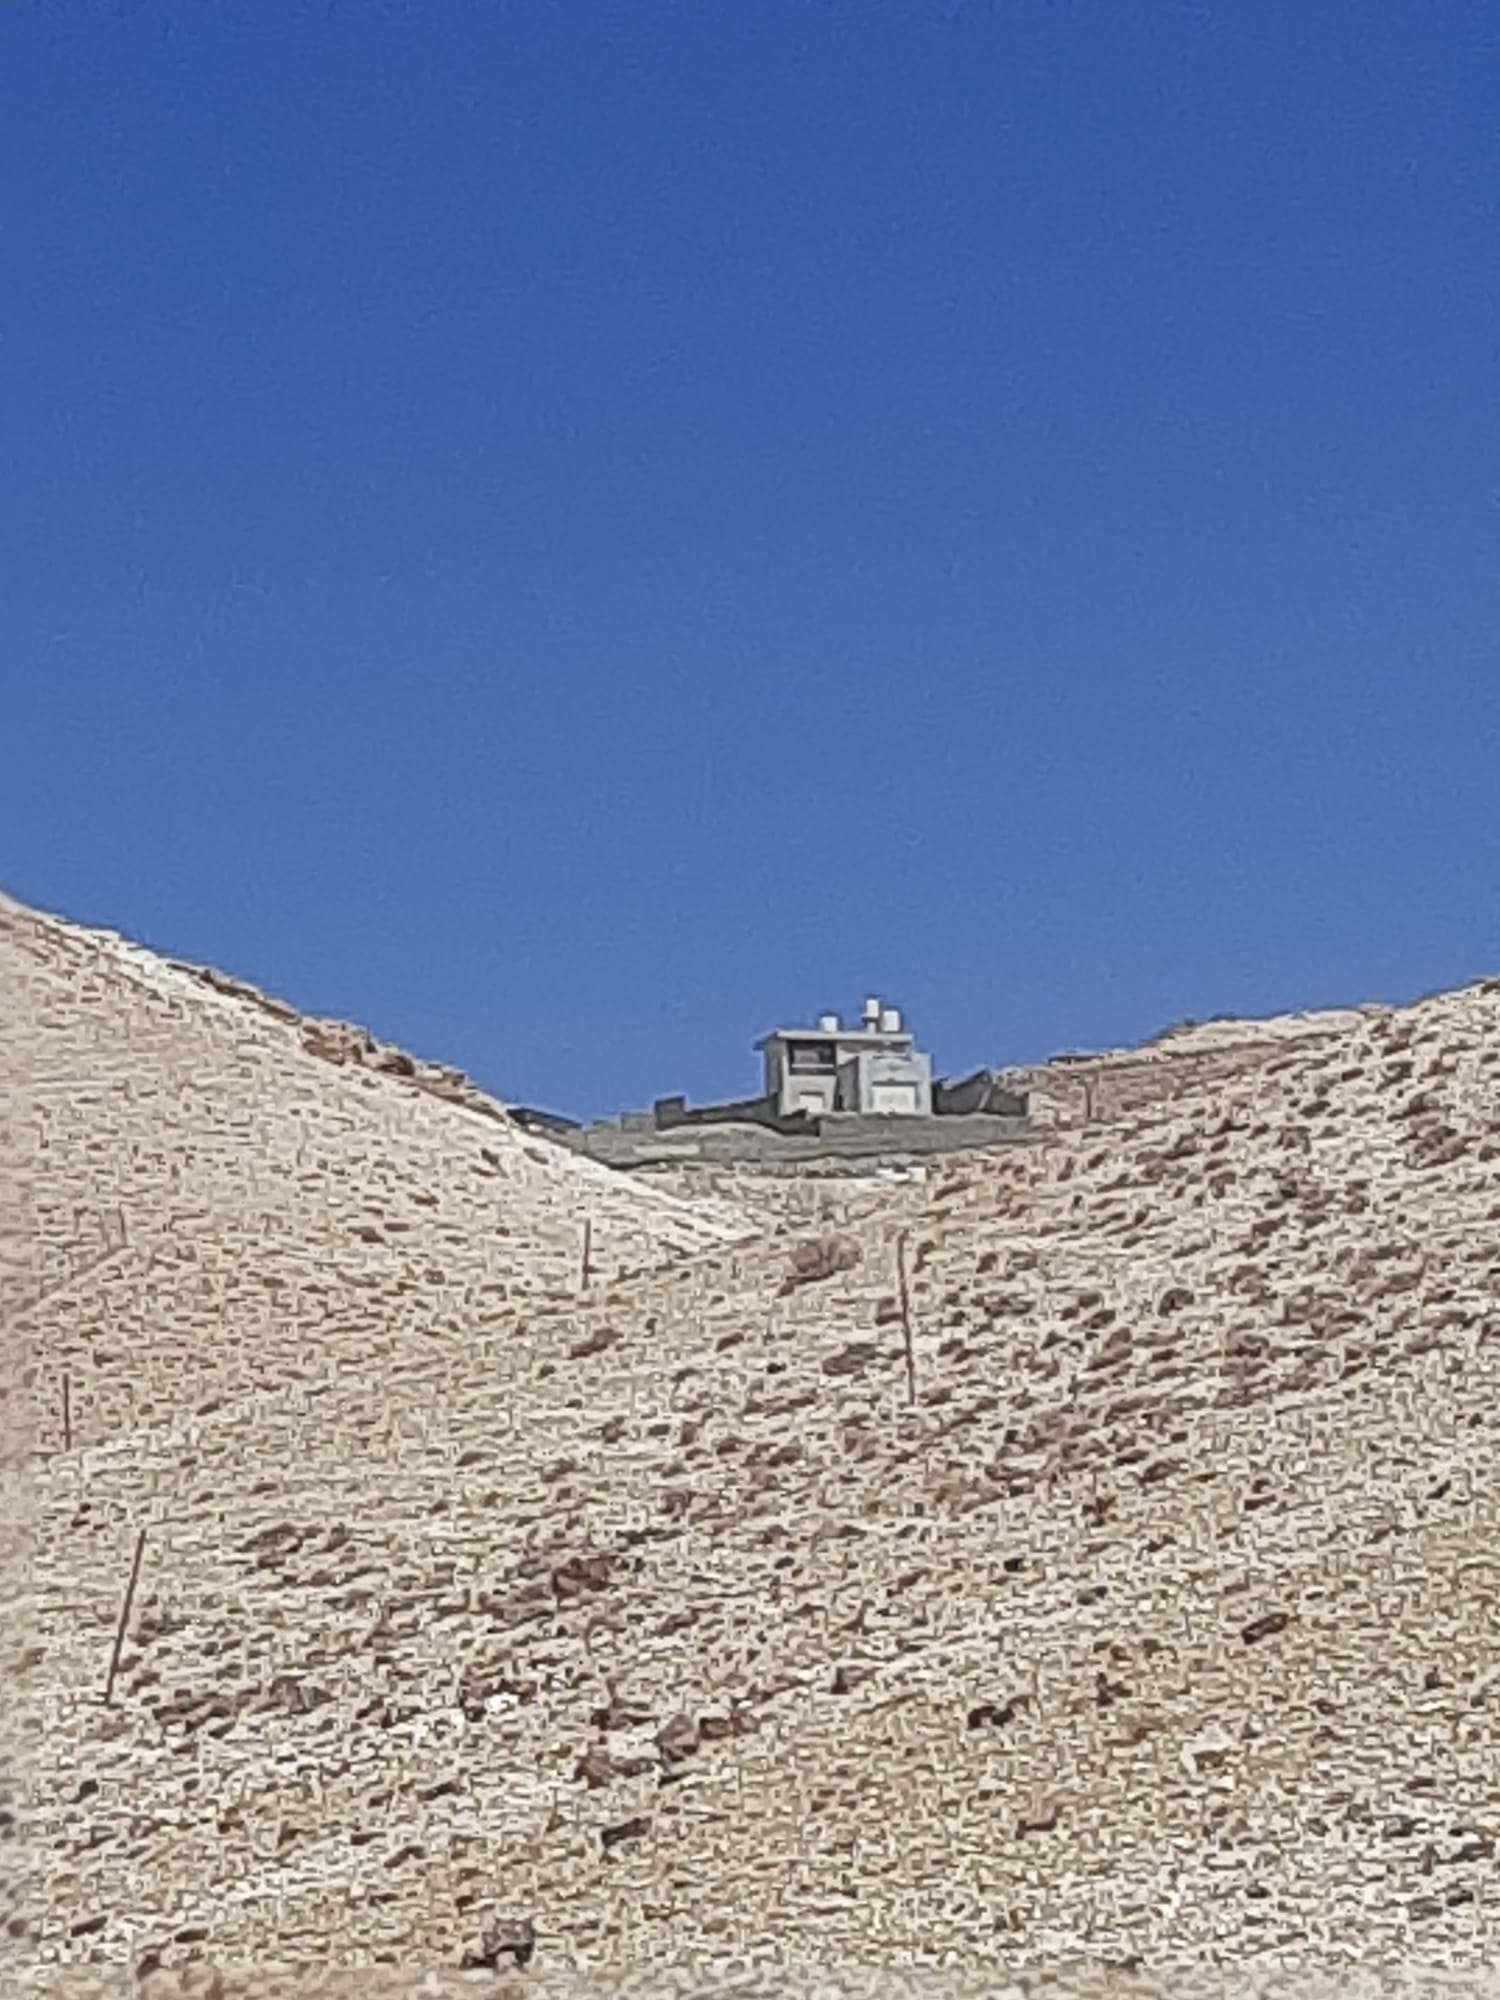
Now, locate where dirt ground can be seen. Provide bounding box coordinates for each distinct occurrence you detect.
[5,894,1499,1988]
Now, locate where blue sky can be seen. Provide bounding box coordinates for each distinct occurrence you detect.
[5,2,1498,1118]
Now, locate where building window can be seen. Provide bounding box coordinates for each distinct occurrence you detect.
[787,1041,836,1074]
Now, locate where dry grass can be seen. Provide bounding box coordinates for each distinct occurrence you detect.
[5,894,1500,1987]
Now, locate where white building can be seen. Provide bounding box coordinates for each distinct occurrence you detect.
[756,996,934,1119]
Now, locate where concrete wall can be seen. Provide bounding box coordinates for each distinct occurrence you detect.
[851,1045,933,1115]
[653,1092,813,1137]
[565,1110,1031,1170]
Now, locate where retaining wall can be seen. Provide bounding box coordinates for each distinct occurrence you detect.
[565,1112,1031,1170]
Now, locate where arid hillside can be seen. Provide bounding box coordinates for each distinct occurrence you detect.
[1006,1003,1380,1132]
[6,898,1500,1992]
[5,895,750,1452]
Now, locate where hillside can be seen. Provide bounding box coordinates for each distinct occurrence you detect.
[6,898,1500,1990]
[1005,1004,1379,1132]
[6,895,750,1444]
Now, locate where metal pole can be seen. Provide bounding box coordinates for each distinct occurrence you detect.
[104,1528,147,1706]
[896,1231,917,1406]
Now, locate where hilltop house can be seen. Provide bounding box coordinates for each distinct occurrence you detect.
[756,995,933,1119]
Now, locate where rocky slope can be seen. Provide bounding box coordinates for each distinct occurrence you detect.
[1005,1003,1378,1131]
[6,899,1500,1988]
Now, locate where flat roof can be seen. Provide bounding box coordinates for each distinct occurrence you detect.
[755,1025,917,1051]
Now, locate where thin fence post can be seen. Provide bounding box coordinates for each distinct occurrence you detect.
[61,1373,71,1452]
[104,1527,148,1706]
[580,1219,593,1292]
[896,1230,917,1407]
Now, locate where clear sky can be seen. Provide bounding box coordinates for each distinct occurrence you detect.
[5,2,1497,1119]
